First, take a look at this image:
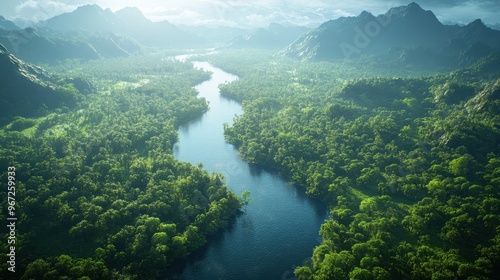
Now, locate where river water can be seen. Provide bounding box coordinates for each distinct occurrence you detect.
[171,61,327,280]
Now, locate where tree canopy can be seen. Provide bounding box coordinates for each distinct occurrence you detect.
[0,54,243,279]
[203,49,500,279]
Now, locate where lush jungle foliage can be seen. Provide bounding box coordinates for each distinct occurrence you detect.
[0,54,244,279]
[203,50,500,279]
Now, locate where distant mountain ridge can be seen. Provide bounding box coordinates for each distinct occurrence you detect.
[283,2,500,68]
[43,5,205,48]
[0,27,140,63]
[44,4,118,32]
[178,25,251,46]
[0,16,19,30]
[225,23,311,49]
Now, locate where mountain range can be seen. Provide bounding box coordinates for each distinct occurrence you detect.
[0,4,212,63]
[283,2,500,68]
[1,2,499,69]
[0,27,140,63]
[0,16,19,30]
[225,23,311,49]
[43,5,205,48]
[178,25,251,46]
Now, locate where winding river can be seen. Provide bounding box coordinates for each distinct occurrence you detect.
[171,61,328,280]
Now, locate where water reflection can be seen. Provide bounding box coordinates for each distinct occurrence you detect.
[170,61,327,280]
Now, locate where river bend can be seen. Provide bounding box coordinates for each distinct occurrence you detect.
[172,61,327,280]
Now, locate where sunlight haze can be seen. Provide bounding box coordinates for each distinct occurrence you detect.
[1,0,499,27]
[1,0,500,279]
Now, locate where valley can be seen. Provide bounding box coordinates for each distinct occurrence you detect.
[0,2,500,280]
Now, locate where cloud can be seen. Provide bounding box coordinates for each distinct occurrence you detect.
[6,0,500,27]
[145,0,358,27]
[135,0,500,27]
[245,13,276,27]
[409,0,500,24]
[147,8,204,24]
[416,0,500,10]
[15,0,76,21]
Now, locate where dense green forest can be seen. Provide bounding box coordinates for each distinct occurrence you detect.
[2,47,500,279]
[2,1,500,279]
[200,50,500,279]
[0,54,245,279]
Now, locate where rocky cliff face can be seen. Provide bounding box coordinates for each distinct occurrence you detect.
[0,44,76,119]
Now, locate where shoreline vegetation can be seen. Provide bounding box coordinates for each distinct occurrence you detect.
[0,54,246,279]
[203,49,500,279]
[0,45,499,279]
[1,2,500,279]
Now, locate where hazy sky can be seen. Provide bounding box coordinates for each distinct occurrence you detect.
[1,0,499,27]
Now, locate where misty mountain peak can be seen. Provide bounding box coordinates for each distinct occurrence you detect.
[407,2,423,10]
[468,19,486,28]
[116,7,145,18]
[385,2,439,23]
[42,4,204,48]
[115,7,152,26]
[269,22,284,29]
[44,3,118,32]
[359,11,375,19]
[74,4,104,15]
[0,15,20,30]
[283,2,500,64]
[458,18,499,44]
